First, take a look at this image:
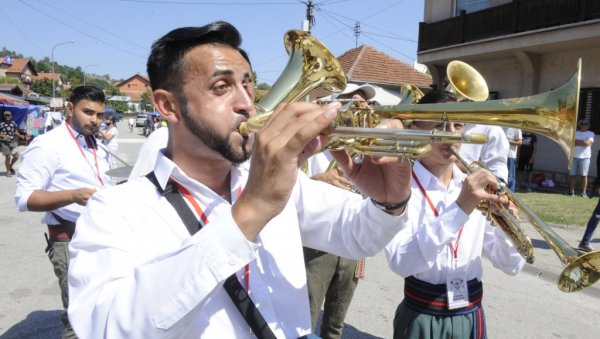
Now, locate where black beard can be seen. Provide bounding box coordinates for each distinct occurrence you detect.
[179,98,250,164]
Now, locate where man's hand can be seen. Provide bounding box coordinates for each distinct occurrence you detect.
[71,188,98,206]
[232,102,341,241]
[329,119,412,214]
[457,169,504,215]
[311,168,354,190]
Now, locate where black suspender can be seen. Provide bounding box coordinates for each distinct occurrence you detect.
[146,172,277,339]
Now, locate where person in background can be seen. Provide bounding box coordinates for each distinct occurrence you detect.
[385,90,525,339]
[568,119,595,197]
[459,124,509,183]
[0,110,24,177]
[504,127,522,192]
[303,83,376,339]
[578,146,600,252]
[128,116,135,132]
[97,115,119,168]
[15,86,110,339]
[67,21,412,338]
[517,131,537,191]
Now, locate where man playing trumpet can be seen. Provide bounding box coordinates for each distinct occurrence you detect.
[67,21,413,338]
[384,90,525,339]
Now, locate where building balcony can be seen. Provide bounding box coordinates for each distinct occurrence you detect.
[418,0,600,52]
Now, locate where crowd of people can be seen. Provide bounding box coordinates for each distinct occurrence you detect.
[6,20,600,339]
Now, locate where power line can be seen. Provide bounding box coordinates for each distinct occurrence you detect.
[18,0,146,59]
[36,0,148,52]
[319,6,415,42]
[0,7,46,56]
[117,0,297,4]
[317,4,416,62]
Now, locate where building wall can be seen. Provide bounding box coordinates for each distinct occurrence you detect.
[423,0,512,23]
[464,47,600,181]
[118,77,149,94]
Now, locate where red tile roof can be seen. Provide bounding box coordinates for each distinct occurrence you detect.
[338,45,431,86]
[307,45,431,100]
[35,72,63,81]
[5,59,37,76]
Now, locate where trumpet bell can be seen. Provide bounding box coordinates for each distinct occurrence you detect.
[558,251,600,292]
[446,60,489,102]
[257,30,346,114]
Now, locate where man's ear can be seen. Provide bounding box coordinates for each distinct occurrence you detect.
[65,102,74,118]
[153,89,180,124]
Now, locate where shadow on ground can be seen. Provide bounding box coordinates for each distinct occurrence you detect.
[315,311,384,339]
[1,310,62,339]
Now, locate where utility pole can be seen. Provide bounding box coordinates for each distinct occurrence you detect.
[354,21,361,48]
[306,0,315,33]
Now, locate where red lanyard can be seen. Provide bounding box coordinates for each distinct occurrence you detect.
[65,123,104,186]
[175,182,251,291]
[412,170,464,260]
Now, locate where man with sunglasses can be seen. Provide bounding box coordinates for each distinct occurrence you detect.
[15,86,110,339]
[0,110,24,177]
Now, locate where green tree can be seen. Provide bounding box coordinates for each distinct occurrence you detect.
[0,76,21,85]
[105,85,122,96]
[140,92,153,112]
[30,79,53,97]
[107,100,129,113]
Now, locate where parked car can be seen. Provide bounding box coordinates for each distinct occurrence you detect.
[135,114,148,127]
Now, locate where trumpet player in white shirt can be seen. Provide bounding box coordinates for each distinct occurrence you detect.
[384,90,525,339]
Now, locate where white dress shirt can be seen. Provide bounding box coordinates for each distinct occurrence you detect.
[503,127,522,159]
[385,161,524,285]
[68,151,408,338]
[128,127,168,180]
[460,124,509,182]
[15,123,110,224]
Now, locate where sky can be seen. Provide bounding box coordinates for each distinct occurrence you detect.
[1,0,424,85]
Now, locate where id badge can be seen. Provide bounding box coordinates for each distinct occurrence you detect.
[446,271,469,310]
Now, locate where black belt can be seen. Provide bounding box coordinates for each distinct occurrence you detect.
[403,276,483,316]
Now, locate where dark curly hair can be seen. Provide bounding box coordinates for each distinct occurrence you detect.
[147,21,251,93]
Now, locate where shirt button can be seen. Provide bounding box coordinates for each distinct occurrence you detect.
[228,257,237,266]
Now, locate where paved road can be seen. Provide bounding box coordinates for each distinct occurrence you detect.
[2,120,600,338]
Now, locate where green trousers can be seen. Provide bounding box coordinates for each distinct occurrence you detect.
[48,240,78,339]
[393,300,485,339]
[303,247,358,339]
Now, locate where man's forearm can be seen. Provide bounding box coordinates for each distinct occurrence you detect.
[27,190,75,212]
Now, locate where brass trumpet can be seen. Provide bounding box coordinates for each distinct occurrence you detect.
[450,147,535,263]
[242,59,580,165]
[243,29,346,130]
[451,148,600,293]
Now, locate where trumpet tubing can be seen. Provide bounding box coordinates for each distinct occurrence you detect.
[450,147,535,264]
[238,30,346,136]
[451,147,600,293]
[371,59,580,169]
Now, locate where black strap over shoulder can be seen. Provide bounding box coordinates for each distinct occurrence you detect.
[146,172,276,339]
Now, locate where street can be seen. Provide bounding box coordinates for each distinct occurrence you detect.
[1,120,600,338]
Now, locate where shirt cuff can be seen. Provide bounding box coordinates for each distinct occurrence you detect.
[15,190,33,212]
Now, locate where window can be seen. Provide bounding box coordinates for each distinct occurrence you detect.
[579,88,600,135]
[455,0,492,15]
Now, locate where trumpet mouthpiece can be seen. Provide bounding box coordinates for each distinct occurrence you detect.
[238,122,250,137]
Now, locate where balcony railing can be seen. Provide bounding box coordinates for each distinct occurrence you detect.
[418,0,600,51]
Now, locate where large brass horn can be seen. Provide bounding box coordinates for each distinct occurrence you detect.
[239,30,346,136]
[446,60,489,102]
[367,59,581,168]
